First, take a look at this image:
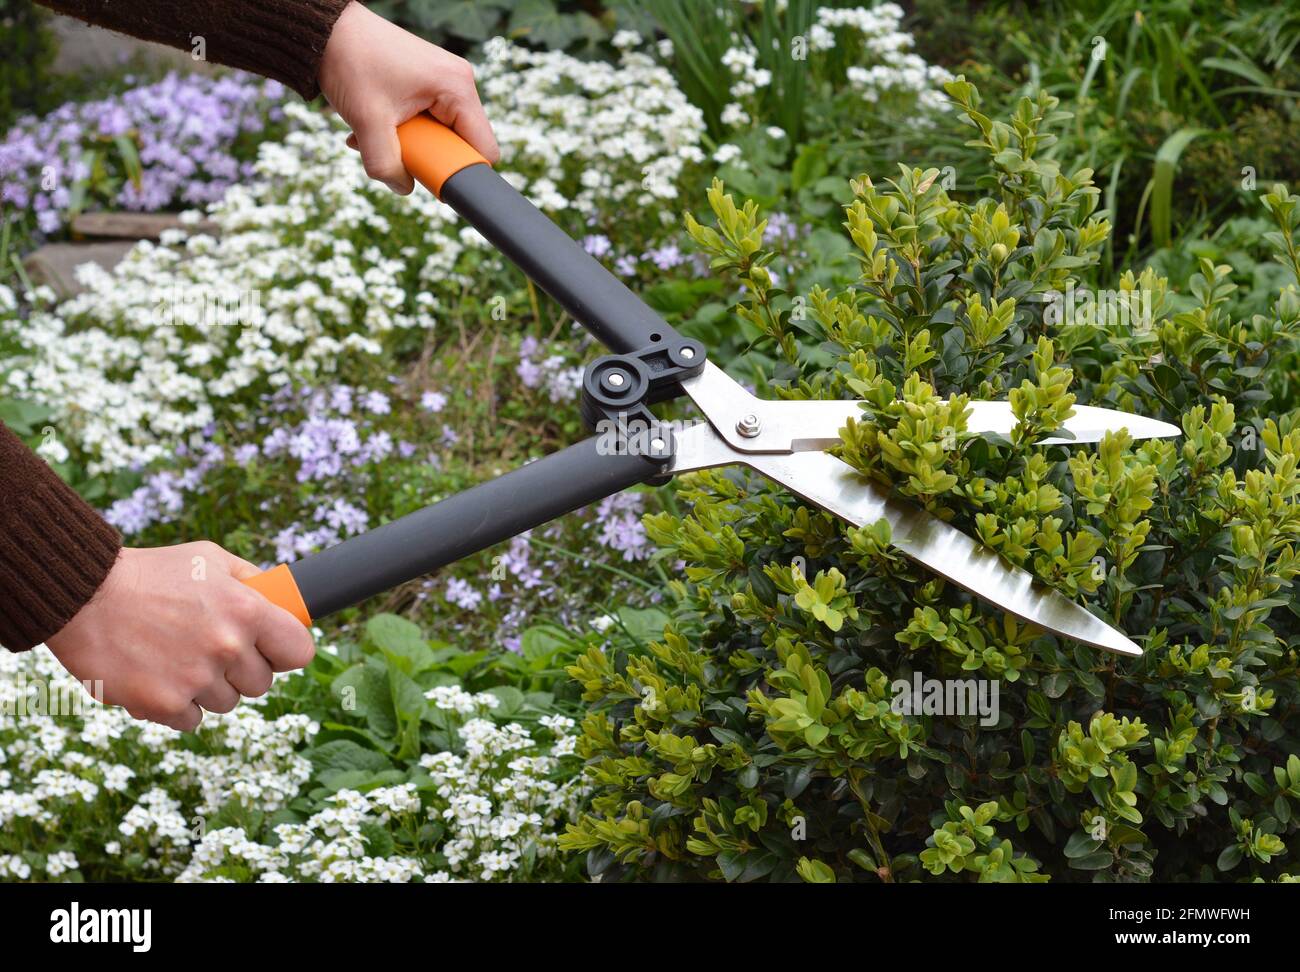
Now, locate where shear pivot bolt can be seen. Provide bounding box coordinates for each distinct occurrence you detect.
[736,414,762,438]
[607,372,625,387]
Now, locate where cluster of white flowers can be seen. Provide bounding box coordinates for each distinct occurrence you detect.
[0,38,706,474]
[177,786,425,883]
[475,36,705,214]
[1,103,452,474]
[712,3,953,148]
[420,712,582,882]
[720,41,772,127]
[0,646,318,879]
[818,5,955,114]
[425,684,500,715]
[1,642,584,883]
[175,711,582,883]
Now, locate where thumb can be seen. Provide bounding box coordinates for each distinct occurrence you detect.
[352,121,414,195]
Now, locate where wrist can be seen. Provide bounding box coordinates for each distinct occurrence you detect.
[320,1,369,95]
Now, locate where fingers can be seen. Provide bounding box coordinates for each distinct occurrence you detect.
[164,703,204,733]
[226,649,275,698]
[443,97,500,166]
[215,549,314,672]
[194,681,240,715]
[249,591,317,673]
[129,698,203,734]
[426,70,500,166]
[353,118,414,194]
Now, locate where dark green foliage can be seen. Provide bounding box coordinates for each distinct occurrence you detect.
[367,0,609,54]
[560,81,1300,883]
[0,1,58,131]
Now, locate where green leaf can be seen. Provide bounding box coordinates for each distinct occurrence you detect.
[1069,851,1115,870]
[307,739,392,776]
[1151,128,1209,248]
[1064,830,1101,859]
[332,661,397,739]
[366,613,435,671]
[791,142,829,191]
[1216,844,1243,872]
[508,0,605,49]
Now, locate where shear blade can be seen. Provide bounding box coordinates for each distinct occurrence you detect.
[671,424,1140,657]
[966,401,1182,445]
[776,400,1181,452]
[750,451,1140,656]
[680,362,1179,455]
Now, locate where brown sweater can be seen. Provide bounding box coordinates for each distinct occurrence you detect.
[35,0,353,99]
[1,1,352,651]
[0,424,122,650]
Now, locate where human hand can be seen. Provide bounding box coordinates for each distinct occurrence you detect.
[318,0,501,194]
[46,543,316,732]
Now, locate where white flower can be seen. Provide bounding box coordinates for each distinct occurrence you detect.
[713,144,743,164]
[721,102,751,128]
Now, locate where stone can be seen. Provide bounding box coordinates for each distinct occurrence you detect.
[71,211,218,240]
[22,241,138,298]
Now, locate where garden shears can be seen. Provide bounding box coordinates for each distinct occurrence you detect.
[243,116,1180,657]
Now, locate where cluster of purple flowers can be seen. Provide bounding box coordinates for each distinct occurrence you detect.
[104,438,226,535]
[515,336,584,404]
[581,232,711,280]
[0,71,288,235]
[103,382,426,556]
[594,492,649,561]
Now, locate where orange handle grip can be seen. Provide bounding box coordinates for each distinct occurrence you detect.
[242,564,312,627]
[396,114,490,198]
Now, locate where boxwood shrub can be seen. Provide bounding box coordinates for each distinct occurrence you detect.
[560,79,1300,883]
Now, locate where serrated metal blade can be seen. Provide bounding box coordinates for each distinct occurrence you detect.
[671,424,1141,657]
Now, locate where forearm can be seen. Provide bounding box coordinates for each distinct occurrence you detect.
[32,0,352,98]
[0,422,121,652]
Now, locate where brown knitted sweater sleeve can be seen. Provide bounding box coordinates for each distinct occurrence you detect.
[34,0,353,99]
[0,423,122,652]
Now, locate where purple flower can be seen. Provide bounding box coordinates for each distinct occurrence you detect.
[763,211,801,244]
[420,390,448,413]
[315,498,368,536]
[362,390,390,415]
[329,385,354,414]
[644,244,684,271]
[595,493,649,561]
[104,491,159,534]
[516,357,543,388]
[582,234,612,259]
[445,577,483,611]
[98,105,131,137]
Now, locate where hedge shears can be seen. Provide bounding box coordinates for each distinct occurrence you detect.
[243,116,1180,657]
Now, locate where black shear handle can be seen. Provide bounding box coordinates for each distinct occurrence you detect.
[243,439,665,624]
[398,113,684,355]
